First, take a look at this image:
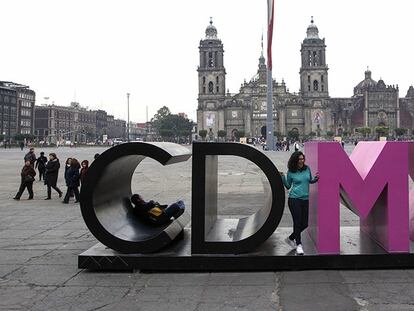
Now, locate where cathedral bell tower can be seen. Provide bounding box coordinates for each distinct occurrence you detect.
[197,18,226,136]
[300,17,329,97]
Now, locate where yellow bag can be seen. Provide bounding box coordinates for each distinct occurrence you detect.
[149,206,163,217]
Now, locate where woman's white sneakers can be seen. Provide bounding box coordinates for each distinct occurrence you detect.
[296,244,304,255]
[285,237,296,249]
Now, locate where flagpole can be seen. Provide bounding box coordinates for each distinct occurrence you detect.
[266,0,274,151]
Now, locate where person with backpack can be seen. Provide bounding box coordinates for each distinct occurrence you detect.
[35,151,48,181]
[130,194,185,226]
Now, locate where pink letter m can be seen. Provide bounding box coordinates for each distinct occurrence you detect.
[305,142,409,254]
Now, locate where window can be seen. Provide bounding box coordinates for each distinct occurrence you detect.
[208,52,214,67]
[308,75,311,83]
[216,86,219,93]
[20,120,31,127]
[21,109,31,117]
[308,85,311,91]
[208,82,214,93]
[321,75,324,83]
[314,80,319,91]
[313,51,318,66]
[203,77,206,85]
[321,85,324,92]
[216,76,219,84]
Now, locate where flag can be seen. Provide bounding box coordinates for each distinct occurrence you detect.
[267,0,274,70]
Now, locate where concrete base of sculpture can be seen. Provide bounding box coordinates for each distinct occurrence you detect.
[78,227,414,271]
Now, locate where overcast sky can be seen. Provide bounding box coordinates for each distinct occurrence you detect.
[1,0,413,122]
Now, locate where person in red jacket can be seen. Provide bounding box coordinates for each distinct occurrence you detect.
[80,160,89,185]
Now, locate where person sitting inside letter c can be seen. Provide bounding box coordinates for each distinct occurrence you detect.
[130,194,185,226]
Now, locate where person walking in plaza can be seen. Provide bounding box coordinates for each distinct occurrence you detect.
[19,141,24,151]
[13,160,36,200]
[44,153,63,200]
[64,158,74,197]
[280,151,319,255]
[62,158,80,204]
[35,151,47,181]
[80,160,89,185]
[24,147,36,167]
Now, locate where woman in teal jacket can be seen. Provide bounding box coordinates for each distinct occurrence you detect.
[281,151,319,255]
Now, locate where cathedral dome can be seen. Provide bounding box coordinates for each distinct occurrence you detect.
[354,69,377,95]
[205,17,218,39]
[306,17,319,39]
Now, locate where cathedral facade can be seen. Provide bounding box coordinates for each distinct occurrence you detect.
[197,18,414,139]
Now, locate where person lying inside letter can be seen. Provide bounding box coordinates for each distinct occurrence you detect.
[130,194,185,226]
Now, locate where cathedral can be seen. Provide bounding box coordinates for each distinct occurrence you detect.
[197,18,414,140]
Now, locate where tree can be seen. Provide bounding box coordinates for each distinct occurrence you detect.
[309,131,316,137]
[356,127,371,138]
[158,114,193,142]
[14,134,35,142]
[375,126,389,138]
[217,130,227,141]
[287,129,299,141]
[274,131,282,140]
[151,106,171,137]
[326,131,334,138]
[199,130,207,140]
[395,128,407,137]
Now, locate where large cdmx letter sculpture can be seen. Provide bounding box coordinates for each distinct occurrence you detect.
[79,141,414,271]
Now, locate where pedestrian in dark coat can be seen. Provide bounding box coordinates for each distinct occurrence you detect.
[24,147,36,167]
[44,153,63,200]
[80,160,89,185]
[35,151,48,181]
[13,160,36,200]
[63,158,80,204]
[64,158,74,197]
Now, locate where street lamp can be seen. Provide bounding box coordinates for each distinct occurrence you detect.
[127,93,130,142]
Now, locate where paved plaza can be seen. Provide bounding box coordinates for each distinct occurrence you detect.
[0,145,414,310]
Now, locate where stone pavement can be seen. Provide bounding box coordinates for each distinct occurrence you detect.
[0,145,414,310]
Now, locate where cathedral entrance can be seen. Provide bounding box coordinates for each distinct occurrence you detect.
[231,129,238,141]
[261,126,266,138]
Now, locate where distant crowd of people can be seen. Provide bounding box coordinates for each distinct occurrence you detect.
[13,147,100,203]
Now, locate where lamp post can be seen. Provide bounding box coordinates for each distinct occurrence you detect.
[127,93,130,142]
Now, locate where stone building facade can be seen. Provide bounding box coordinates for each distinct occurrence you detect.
[35,102,126,144]
[197,19,414,139]
[0,81,35,142]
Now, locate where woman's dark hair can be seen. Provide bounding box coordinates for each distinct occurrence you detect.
[49,153,57,159]
[287,151,307,172]
[81,160,89,167]
[70,158,80,168]
[65,157,72,165]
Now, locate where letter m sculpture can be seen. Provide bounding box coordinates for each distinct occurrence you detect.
[305,141,410,254]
